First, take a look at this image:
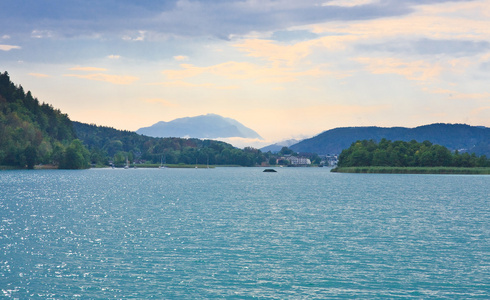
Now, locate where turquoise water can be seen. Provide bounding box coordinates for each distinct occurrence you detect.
[1,168,489,298]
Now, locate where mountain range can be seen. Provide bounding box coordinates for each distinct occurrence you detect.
[3,70,489,169]
[137,114,263,140]
[289,123,490,156]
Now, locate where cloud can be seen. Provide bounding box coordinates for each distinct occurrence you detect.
[215,137,269,149]
[354,57,443,81]
[322,0,380,7]
[162,64,206,79]
[0,44,21,51]
[28,73,50,78]
[0,0,450,39]
[173,55,189,61]
[360,38,490,57]
[270,30,320,42]
[149,80,239,90]
[107,55,121,59]
[162,61,326,84]
[310,1,490,41]
[70,66,108,72]
[234,39,312,66]
[63,73,139,85]
[122,30,146,41]
[31,30,54,39]
[236,35,358,58]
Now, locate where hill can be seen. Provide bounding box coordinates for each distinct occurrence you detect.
[0,71,89,169]
[0,71,273,168]
[73,122,269,167]
[136,114,263,140]
[290,124,490,156]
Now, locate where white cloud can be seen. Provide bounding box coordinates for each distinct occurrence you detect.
[107,54,121,59]
[215,137,270,149]
[31,30,54,39]
[0,44,21,51]
[322,0,379,7]
[122,30,146,41]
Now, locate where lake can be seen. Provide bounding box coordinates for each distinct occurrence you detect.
[1,168,489,298]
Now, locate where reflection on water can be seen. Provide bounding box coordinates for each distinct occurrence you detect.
[1,168,488,298]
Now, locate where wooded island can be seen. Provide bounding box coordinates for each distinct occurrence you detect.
[332,139,490,174]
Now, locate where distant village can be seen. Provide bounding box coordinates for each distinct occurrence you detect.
[273,154,338,167]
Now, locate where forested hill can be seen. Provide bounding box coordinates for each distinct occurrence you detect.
[290,124,490,156]
[0,71,271,168]
[337,139,489,168]
[0,71,86,169]
[73,122,266,167]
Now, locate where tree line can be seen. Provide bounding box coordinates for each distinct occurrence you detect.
[74,122,311,167]
[0,71,90,169]
[1,71,307,169]
[338,139,490,168]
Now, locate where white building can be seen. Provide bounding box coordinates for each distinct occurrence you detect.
[280,155,311,165]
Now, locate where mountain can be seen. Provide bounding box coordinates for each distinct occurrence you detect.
[290,123,490,156]
[260,139,300,153]
[136,114,263,140]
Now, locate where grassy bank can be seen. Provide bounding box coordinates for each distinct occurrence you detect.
[0,165,19,170]
[331,166,490,174]
[1,164,219,170]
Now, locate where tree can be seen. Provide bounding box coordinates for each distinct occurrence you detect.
[337,139,490,168]
[24,145,37,169]
[372,149,389,166]
[279,146,294,156]
[60,139,90,169]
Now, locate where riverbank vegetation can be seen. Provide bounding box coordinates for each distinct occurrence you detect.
[333,139,490,174]
[332,166,490,174]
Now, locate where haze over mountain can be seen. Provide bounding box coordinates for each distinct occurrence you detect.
[290,124,490,156]
[260,139,301,153]
[136,114,263,140]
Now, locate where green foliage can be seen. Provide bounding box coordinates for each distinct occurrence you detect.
[332,166,490,174]
[24,145,37,169]
[73,122,269,167]
[338,139,490,168]
[0,71,86,169]
[279,146,294,156]
[59,139,90,169]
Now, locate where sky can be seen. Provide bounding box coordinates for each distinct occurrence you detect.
[1,0,489,148]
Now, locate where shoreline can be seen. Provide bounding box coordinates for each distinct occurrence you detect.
[331,166,490,175]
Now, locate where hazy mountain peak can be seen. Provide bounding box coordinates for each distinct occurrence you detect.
[136,114,263,140]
